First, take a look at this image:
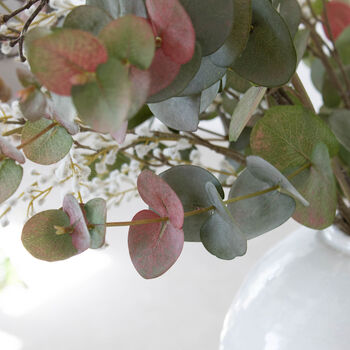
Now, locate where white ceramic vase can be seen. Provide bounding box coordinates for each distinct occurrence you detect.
[220,225,350,350]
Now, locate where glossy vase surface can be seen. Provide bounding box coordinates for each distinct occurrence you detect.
[220,226,350,350]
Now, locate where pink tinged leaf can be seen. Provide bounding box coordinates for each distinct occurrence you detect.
[323,1,350,40]
[137,169,184,228]
[62,194,91,253]
[128,66,151,117]
[0,136,25,164]
[148,49,181,96]
[28,29,108,95]
[145,0,195,64]
[128,210,184,279]
[111,121,128,144]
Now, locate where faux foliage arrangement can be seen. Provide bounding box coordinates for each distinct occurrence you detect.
[0,0,350,279]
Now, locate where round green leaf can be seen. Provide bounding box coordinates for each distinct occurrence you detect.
[148,95,200,132]
[87,0,147,18]
[72,58,131,133]
[276,0,301,38]
[63,5,112,35]
[21,210,77,262]
[200,182,247,260]
[250,106,339,171]
[292,143,337,229]
[0,159,23,204]
[21,119,73,165]
[84,198,107,249]
[225,68,251,93]
[99,15,155,70]
[160,165,224,242]
[200,80,221,113]
[329,109,350,151]
[228,169,296,239]
[179,0,234,56]
[210,0,252,67]
[179,56,227,96]
[232,0,297,87]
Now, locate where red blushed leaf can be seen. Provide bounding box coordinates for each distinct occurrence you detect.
[62,194,91,253]
[146,0,195,64]
[137,170,184,228]
[28,29,108,95]
[128,66,151,117]
[148,49,181,96]
[128,210,184,279]
[323,1,350,40]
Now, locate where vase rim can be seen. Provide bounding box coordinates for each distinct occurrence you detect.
[320,225,350,256]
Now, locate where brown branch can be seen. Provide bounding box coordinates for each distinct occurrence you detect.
[9,0,49,61]
[1,0,40,24]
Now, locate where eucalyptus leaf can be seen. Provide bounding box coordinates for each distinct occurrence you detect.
[0,159,23,204]
[87,0,146,18]
[63,5,112,35]
[292,142,337,229]
[72,58,131,133]
[84,198,107,249]
[246,155,309,206]
[335,26,350,64]
[200,182,247,260]
[228,169,296,239]
[179,0,234,56]
[19,89,47,122]
[294,28,310,64]
[229,86,267,142]
[148,95,200,132]
[27,28,108,96]
[200,81,220,113]
[210,0,252,67]
[250,106,339,171]
[225,69,251,93]
[232,0,297,87]
[99,15,155,70]
[21,119,73,165]
[147,43,202,103]
[278,0,301,38]
[21,210,77,262]
[329,109,350,152]
[179,56,227,96]
[160,165,224,242]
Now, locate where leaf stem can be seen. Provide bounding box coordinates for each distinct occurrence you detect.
[17,121,56,150]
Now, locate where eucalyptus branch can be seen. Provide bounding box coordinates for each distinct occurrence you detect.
[0,0,40,24]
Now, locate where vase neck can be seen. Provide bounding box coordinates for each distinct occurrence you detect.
[320,225,350,256]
